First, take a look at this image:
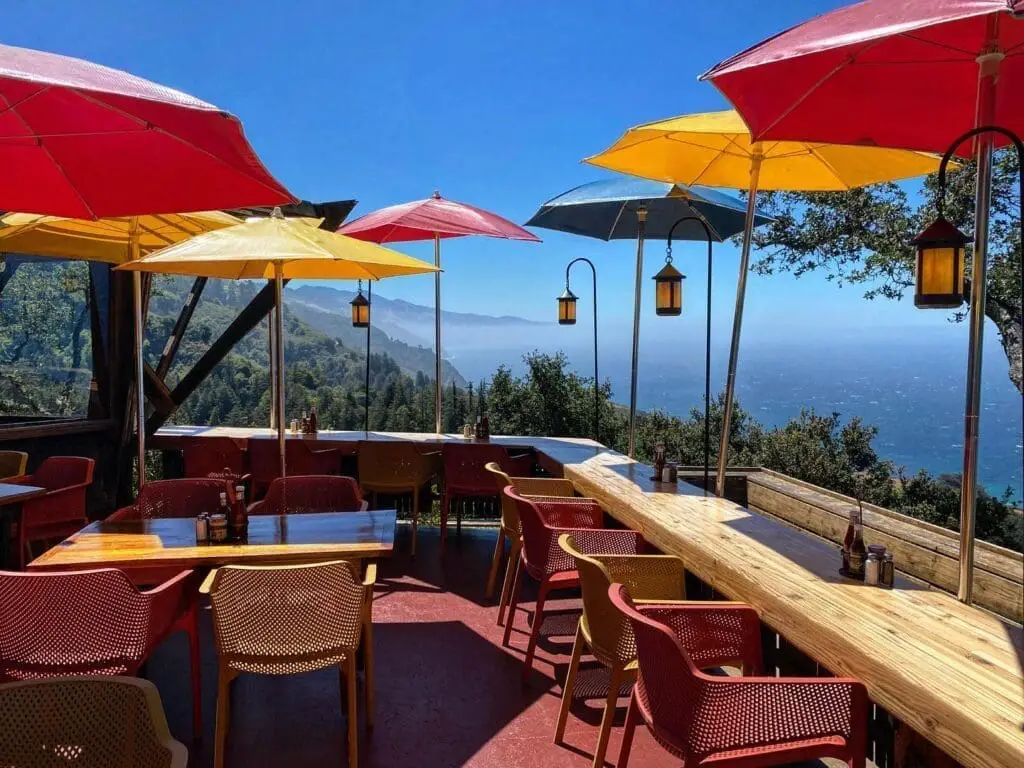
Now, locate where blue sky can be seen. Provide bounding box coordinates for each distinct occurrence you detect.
[4,0,976,344]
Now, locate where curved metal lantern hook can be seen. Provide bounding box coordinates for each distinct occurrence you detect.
[565,257,599,442]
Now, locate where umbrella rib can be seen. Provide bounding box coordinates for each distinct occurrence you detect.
[0,90,98,219]
[0,83,53,122]
[607,202,627,241]
[808,147,853,190]
[69,88,292,200]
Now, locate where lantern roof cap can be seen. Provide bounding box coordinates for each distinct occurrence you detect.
[350,291,369,307]
[653,261,686,280]
[912,215,969,247]
[558,287,578,301]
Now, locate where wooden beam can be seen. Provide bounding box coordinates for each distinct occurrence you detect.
[155,276,207,378]
[143,362,176,416]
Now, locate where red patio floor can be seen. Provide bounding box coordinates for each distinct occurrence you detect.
[145,524,833,767]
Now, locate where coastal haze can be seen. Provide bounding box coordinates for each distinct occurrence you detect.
[286,283,1024,499]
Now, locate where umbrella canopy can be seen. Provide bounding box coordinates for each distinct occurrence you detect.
[0,42,293,217]
[116,214,440,279]
[701,0,1024,154]
[0,211,240,262]
[584,109,946,190]
[339,191,540,243]
[525,178,770,241]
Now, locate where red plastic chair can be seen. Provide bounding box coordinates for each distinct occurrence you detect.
[15,456,94,569]
[107,478,236,522]
[502,486,641,681]
[249,439,342,499]
[249,475,367,515]
[0,568,204,739]
[441,443,533,551]
[608,584,868,768]
[182,437,249,486]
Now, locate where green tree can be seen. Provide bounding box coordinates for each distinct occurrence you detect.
[749,149,1022,391]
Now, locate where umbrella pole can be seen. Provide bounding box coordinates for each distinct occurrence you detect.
[958,50,1001,603]
[434,234,443,434]
[268,305,278,430]
[273,264,287,479]
[130,218,146,491]
[703,236,712,497]
[716,153,763,498]
[627,207,648,457]
[365,280,371,435]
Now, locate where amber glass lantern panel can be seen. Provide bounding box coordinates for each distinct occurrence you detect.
[558,295,577,325]
[915,246,964,308]
[351,296,370,328]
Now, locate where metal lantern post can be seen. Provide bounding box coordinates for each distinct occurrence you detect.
[559,257,600,442]
[911,120,1023,604]
[659,216,714,495]
[351,280,372,434]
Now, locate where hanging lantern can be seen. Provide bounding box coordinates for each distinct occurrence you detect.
[350,281,370,328]
[911,216,969,309]
[653,260,685,316]
[557,286,578,325]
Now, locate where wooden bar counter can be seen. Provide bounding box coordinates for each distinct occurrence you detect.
[155,427,1023,767]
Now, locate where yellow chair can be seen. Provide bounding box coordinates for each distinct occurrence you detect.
[484,461,576,624]
[0,451,28,482]
[358,441,440,557]
[0,676,187,767]
[554,533,687,768]
[201,560,376,768]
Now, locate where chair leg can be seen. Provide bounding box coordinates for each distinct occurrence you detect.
[617,689,639,768]
[502,556,524,647]
[456,497,462,538]
[187,604,203,740]
[214,667,234,768]
[485,525,505,599]
[410,486,419,559]
[522,581,550,682]
[362,621,375,730]
[554,621,585,745]
[593,662,624,768]
[345,655,358,768]
[440,490,450,553]
[496,539,521,627]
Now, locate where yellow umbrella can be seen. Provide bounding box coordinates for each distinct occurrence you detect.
[118,209,439,474]
[0,210,242,487]
[586,109,947,496]
[0,211,240,262]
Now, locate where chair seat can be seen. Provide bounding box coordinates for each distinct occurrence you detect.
[3,659,134,680]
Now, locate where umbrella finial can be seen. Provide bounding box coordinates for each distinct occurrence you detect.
[270,207,285,219]
[432,190,442,200]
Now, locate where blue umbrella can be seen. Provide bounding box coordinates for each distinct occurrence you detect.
[525,178,769,241]
[526,178,770,462]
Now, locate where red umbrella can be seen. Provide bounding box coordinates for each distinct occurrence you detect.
[0,42,293,217]
[341,192,539,432]
[702,0,1023,611]
[0,42,294,490]
[702,0,1023,154]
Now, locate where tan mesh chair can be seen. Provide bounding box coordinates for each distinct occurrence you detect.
[202,560,376,768]
[357,440,440,557]
[555,533,687,768]
[0,676,187,768]
[0,451,27,482]
[484,461,576,625]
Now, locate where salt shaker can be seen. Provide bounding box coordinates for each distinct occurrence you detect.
[865,551,881,586]
[195,513,209,543]
[880,552,895,588]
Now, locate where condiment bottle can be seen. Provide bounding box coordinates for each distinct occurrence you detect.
[481,415,490,440]
[881,552,895,588]
[865,551,881,586]
[846,501,867,580]
[309,404,318,434]
[232,484,248,539]
[209,513,228,543]
[653,442,666,480]
[195,513,209,543]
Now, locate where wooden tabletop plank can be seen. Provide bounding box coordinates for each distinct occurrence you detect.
[0,483,46,507]
[28,510,396,572]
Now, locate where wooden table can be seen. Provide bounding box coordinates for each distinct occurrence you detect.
[28,510,396,575]
[0,482,46,567]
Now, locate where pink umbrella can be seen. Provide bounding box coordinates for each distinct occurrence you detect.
[0,42,294,486]
[341,191,540,432]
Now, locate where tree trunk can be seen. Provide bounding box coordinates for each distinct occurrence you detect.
[987,302,1023,393]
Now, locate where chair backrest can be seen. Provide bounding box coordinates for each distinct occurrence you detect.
[0,451,28,481]
[357,441,438,488]
[250,440,341,489]
[504,486,578,579]
[0,676,187,768]
[254,475,363,515]
[181,437,246,480]
[608,584,702,757]
[0,569,148,679]
[209,561,367,668]
[248,439,281,488]
[132,478,234,520]
[443,443,525,494]
[32,456,94,491]
[485,462,520,534]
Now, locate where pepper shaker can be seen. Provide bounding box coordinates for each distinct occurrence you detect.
[880,552,895,588]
